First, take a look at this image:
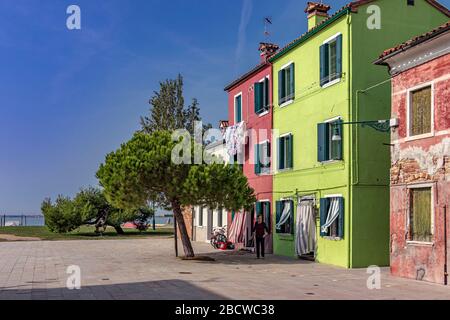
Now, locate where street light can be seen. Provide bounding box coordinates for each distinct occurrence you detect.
[331,119,398,141]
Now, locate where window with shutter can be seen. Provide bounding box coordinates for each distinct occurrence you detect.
[320,196,344,239]
[254,82,263,114]
[409,86,432,136]
[276,200,294,234]
[409,187,432,242]
[255,77,270,115]
[318,119,342,162]
[278,135,293,170]
[279,63,295,105]
[320,34,342,87]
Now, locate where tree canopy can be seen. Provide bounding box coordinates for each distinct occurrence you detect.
[96,131,255,257]
[41,187,154,234]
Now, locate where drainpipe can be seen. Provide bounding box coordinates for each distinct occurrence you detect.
[445,205,448,285]
[346,11,352,269]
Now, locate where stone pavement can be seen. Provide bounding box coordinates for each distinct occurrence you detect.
[1,237,450,300]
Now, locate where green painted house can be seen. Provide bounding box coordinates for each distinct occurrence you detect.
[270,0,449,268]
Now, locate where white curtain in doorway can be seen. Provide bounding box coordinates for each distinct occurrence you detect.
[321,197,340,233]
[295,200,316,256]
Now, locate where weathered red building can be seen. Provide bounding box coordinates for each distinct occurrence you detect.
[376,22,450,284]
[224,43,278,253]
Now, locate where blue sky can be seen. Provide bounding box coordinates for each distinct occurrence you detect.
[0,0,448,214]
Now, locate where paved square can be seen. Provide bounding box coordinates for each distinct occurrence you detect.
[1,237,449,300]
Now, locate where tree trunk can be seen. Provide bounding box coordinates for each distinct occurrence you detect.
[172,200,195,258]
[114,226,125,235]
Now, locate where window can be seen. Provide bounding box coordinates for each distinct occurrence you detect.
[278,63,295,105]
[320,34,342,87]
[255,77,270,114]
[275,200,294,234]
[256,201,271,232]
[198,207,204,227]
[234,94,242,123]
[320,196,344,239]
[255,141,271,175]
[318,119,343,162]
[409,85,432,137]
[277,134,293,170]
[409,187,433,242]
[217,208,223,227]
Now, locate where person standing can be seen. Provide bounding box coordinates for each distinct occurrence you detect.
[253,215,269,259]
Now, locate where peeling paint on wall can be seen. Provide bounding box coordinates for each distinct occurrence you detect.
[392,137,450,176]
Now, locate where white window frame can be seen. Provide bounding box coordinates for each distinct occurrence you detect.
[234,92,243,124]
[278,61,295,107]
[406,81,435,141]
[406,183,435,246]
[321,32,342,89]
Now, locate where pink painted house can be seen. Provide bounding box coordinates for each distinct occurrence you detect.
[224,43,278,253]
[376,22,450,284]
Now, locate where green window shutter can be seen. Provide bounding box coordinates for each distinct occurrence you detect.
[278,137,285,170]
[289,63,295,100]
[278,69,285,104]
[287,134,293,169]
[266,141,271,168]
[255,201,263,216]
[317,123,329,162]
[264,77,270,109]
[254,144,261,175]
[336,35,343,77]
[338,197,344,239]
[275,201,283,233]
[320,44,329,86]
[319,198,328,237]
[237,96,242,122]
[231,210,235,222]
[254,82,263,114]
[264,202,271,232]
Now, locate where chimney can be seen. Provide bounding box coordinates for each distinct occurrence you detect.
[305,2,331,31]
[258,42,279,63]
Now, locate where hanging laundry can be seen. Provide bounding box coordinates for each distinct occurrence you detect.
[225,121,246,157]
[295,199,316,256]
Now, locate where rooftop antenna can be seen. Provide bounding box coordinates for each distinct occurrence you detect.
[263,16,272,40]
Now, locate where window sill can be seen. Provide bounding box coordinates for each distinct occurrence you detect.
[321,77,341,89]
[405,132,434,142]
[276,168,293,173]
[322,236,343,241]
[256,110,270,117]
[279,99,294,108]
[406,241,434,247]
[319,159,343,165]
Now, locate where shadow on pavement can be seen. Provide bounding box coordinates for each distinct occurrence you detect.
[0,279,227,300]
